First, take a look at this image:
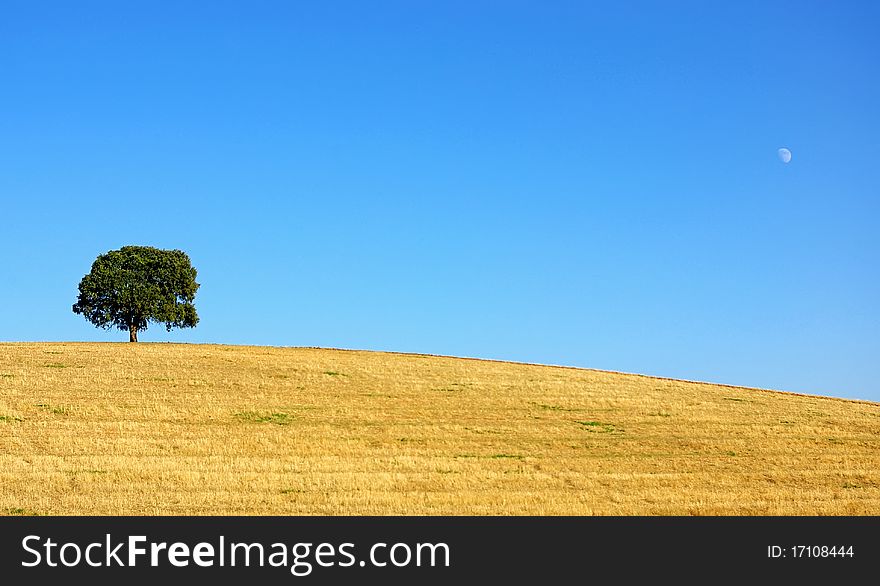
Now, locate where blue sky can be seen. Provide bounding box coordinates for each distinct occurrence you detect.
[1,2,878,401]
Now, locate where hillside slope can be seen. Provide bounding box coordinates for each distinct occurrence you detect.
[1,342,878,515]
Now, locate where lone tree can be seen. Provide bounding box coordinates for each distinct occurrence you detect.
[73,246,200,342]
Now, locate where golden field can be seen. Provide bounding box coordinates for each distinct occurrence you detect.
[1,342,878,515]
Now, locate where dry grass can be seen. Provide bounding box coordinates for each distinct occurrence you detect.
[1,342,878,515]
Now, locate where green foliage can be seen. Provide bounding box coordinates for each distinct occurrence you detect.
[576,420,619,433]
[5,507,39,516]
[72,246,199,341]
[234,411,293,425]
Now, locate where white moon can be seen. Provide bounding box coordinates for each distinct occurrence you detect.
[778,147,792,163]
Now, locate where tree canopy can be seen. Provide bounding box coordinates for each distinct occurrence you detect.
[72,246,200,342]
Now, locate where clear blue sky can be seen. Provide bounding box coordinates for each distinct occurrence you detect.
[1,2,878,401]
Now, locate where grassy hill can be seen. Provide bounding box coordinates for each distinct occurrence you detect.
[1,342,878,515]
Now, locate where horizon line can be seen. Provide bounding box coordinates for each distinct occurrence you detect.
[2,340,876,407]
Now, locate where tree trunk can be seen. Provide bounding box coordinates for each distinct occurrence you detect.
[129,324,138,343]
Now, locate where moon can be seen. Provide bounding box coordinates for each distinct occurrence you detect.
[777,147,792,163]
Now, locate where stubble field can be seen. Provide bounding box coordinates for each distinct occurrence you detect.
[1,342,878,515]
